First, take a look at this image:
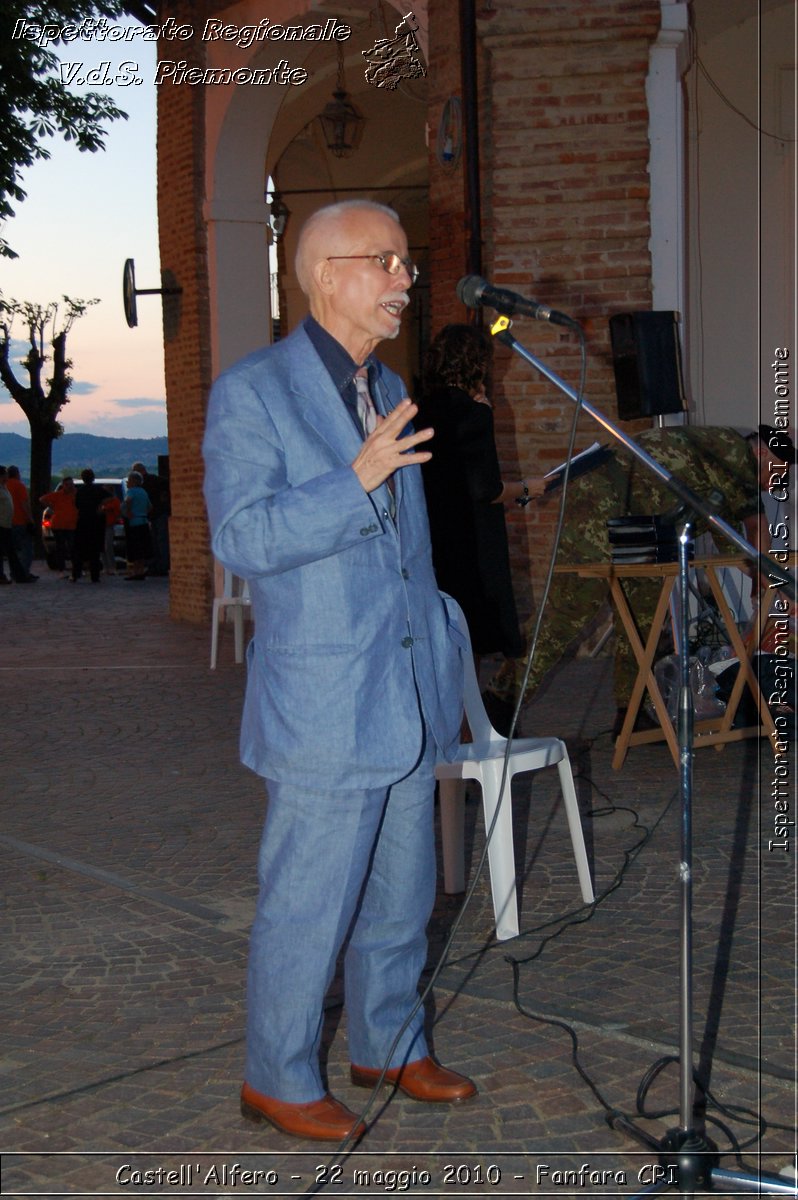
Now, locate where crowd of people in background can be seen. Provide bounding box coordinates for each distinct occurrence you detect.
[0,461,169,585]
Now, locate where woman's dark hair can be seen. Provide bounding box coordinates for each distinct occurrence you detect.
[421,324,493,398]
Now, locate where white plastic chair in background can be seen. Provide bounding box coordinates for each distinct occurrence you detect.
[436,605,595,941]
[210,562,251,669]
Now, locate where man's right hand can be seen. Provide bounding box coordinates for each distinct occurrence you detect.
[352,399,433,493]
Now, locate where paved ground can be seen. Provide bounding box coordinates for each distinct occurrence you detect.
[1,565,795,1198]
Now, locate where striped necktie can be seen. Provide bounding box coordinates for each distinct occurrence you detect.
[355,367,395,513]
[354,368,378,437]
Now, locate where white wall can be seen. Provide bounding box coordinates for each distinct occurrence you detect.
[685,1,796,429]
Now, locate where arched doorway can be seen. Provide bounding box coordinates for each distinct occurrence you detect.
[206,0,430,389]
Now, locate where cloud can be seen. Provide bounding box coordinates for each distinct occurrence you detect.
[111,397,166,410]
[69,380,99,395]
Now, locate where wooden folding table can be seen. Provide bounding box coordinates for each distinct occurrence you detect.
[554,555,782,769]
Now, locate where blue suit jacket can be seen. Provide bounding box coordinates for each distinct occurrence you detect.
[203,325,465,790]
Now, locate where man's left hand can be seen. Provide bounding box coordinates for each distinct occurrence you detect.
[352,399,433,493]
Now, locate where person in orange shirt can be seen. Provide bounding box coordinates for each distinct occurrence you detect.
[7,465,36,580]
[100,486,122,576]
[0,465,28,583]
[40,477,78,576]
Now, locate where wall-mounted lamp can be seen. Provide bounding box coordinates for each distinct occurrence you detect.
[267,191,289,240]
[122,258,182,329]
[436,96,462,169]
[317,44,365,159]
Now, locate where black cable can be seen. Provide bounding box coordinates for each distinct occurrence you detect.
[695,54,796,144]
[633,1053,789,1168]
[0,1035,245,1117]
[502,325,590,738]
[636,1055,796,1142]
[508,963,793,1166]
[507,768,676,960]
[500,766,796,1170]
[439,756,674,977]
[506,913,795,1168]
[509,955,621,1115]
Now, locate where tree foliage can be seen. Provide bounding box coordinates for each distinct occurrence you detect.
[0,1,128,257]
[0,292,99,506]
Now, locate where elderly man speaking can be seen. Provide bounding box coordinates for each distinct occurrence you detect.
[203,201,474,1142]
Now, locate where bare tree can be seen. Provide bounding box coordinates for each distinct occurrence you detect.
[0,293,98,512]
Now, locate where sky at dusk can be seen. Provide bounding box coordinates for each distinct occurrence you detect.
[0,35,166,439]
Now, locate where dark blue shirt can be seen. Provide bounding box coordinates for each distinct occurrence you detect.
[303,315,377,437]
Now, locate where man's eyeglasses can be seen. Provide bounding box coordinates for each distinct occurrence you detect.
[326,252,419,285]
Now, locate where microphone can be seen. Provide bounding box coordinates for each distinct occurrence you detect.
[456,274,579,329]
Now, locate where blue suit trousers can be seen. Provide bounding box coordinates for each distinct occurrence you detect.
[244,732,436,1102]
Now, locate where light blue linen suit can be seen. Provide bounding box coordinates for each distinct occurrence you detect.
[203,324,465,1101]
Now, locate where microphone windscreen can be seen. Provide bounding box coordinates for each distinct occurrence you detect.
[456,275,486,307]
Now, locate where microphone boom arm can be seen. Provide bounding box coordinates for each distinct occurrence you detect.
[491,317,796,599]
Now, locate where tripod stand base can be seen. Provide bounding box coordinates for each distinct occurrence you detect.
[709,1166,797,1195]
[631,1129,796,1196]
[659,1128,719,1192]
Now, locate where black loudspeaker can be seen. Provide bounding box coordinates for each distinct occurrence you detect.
[609,311,686,420]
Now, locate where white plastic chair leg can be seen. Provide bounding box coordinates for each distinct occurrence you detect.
[439,778,466,893]
[210,600,221,669]
[481,761,520,941]
[556,750,595,904]
[233,607,245,663]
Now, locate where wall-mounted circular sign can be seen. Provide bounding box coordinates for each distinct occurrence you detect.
[123,258,138,328]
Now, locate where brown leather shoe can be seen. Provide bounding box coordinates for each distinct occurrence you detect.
[350,1056,477,1103]
[240,1082,366,1141]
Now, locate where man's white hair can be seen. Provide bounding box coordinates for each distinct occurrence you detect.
[294,199,400,296]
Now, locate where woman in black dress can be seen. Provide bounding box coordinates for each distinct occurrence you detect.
[418,324,544,662]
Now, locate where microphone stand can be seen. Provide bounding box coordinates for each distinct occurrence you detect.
[491,317,796,1195]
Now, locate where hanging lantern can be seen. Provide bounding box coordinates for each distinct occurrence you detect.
[317,45,365,159]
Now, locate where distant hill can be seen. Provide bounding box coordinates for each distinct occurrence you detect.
[0,432,169,482]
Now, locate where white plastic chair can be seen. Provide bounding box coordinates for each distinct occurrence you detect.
[210,562,252,669]
[436,605,595,941]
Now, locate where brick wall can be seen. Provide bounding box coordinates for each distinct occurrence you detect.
[157,2,215,623]
[428,0,661,618]
[427,0,489,323]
